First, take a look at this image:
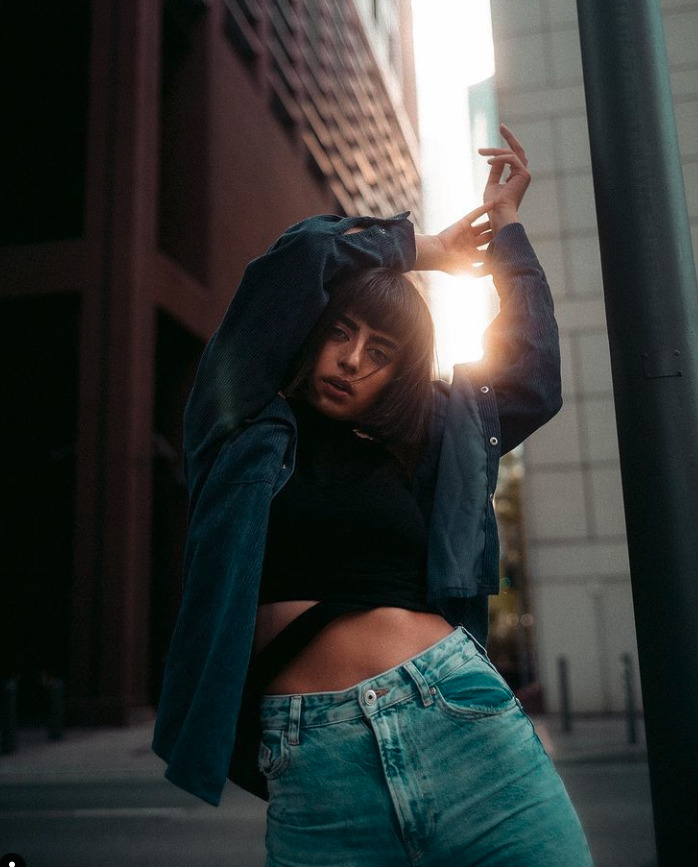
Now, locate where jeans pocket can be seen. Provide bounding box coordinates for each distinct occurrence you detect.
[434,653,517,720]
[257,728,291,780]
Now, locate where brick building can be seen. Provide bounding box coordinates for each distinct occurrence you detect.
[1,0,421,724]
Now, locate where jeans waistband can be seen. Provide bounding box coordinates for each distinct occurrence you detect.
[258,625,481,731]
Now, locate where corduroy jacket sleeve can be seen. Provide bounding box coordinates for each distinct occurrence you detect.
[476,222,563,455]
[419,223,562,607]
[182,212,416,506]
[152,213,416,807]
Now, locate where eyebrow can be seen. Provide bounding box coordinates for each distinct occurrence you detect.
[337,314,399,352]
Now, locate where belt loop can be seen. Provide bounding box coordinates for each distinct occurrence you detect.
[404,660,434,707]
[288,695,302,746]
[459,624,489,659]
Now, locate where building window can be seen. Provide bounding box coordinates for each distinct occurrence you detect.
[1,3,90,244]
[158,0,210,285]
[223,0,262,64]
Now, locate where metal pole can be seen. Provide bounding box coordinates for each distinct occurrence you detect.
[620,653,637,746]
[47,678,65,742]
[576,1,698,862]
[1,678,18,754]
[557,656,573,734]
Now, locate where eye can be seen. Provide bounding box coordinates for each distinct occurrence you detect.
[368,346,391,366]
[329,325,349,341]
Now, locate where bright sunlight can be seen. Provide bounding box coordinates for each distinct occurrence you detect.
[412,0,497,374]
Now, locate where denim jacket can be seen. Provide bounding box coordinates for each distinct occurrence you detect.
[151,213,562,807]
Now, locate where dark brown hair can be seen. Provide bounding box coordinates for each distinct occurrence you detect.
[284,267,435,449]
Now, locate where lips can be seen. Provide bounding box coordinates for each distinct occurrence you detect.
[322,376,354,397]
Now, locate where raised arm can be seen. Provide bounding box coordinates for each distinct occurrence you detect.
[477,125,561,452]
[479,222,562,454]
[183,212,416,495]
[412,123,531,274]
[412,201,494,274]
[414,125,561,454]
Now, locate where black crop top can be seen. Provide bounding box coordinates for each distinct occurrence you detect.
[260,398,431,607]
[250,399,438,689]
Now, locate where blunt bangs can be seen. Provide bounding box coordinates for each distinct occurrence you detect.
[331,269,426,349]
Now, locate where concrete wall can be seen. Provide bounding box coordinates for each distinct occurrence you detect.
[489,0,698,712]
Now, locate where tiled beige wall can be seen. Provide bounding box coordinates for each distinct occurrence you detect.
[489,0,698,711]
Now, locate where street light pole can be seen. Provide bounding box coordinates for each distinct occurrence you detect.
[576,1,698,863]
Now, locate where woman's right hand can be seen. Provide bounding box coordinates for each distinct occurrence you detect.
[415,202,494,276]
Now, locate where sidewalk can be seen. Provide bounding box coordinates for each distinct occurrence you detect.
[0,712,646,781]
[0,717,163,783]
[531,713,647,765]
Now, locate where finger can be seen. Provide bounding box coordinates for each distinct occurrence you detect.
[486,153,529,176]
[499,124,529,167]
[486,151,525,166]
[471,219,491,233]
[485,157,507,187]
[499,124,522,150]
[477,147,514,157]
[465,201,495,223]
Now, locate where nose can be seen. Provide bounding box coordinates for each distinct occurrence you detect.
[338,341,362,374]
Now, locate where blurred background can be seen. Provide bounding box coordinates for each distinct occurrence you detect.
[2,0,697,740]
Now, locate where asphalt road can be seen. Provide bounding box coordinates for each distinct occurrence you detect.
[1,761,655,867]
[1,779,267,867]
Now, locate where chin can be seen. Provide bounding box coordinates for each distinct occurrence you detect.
[307,380,354,419]
[315,397,354,420]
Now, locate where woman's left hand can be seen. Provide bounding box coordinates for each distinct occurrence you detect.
[477,124,531,235]
[414,125,531,274]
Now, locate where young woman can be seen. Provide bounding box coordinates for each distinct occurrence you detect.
[153,127,593,865]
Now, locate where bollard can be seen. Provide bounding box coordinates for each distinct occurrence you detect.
[557,656,573,733]
[1,678,18,754]
[621,653,638,745]
[47,677,65,741]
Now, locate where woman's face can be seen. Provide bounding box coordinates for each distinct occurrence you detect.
[306,312,399,422]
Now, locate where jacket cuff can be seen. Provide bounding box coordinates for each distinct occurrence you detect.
[378,213,417,271]
[337,211,417,272]
[485,222,540,277]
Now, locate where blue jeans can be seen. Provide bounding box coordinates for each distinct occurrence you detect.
[257,626,593,866]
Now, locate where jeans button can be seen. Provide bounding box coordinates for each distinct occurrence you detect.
[364,689,377,705]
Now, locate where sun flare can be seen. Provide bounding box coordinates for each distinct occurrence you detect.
[412,0,496,376]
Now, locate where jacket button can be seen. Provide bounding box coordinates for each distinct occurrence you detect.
[480,386,490,393]
[489,436,498,446]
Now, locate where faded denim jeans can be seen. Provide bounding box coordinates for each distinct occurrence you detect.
[257,626,593,866]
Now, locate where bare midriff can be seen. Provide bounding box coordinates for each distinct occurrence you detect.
[253,601,454,695]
